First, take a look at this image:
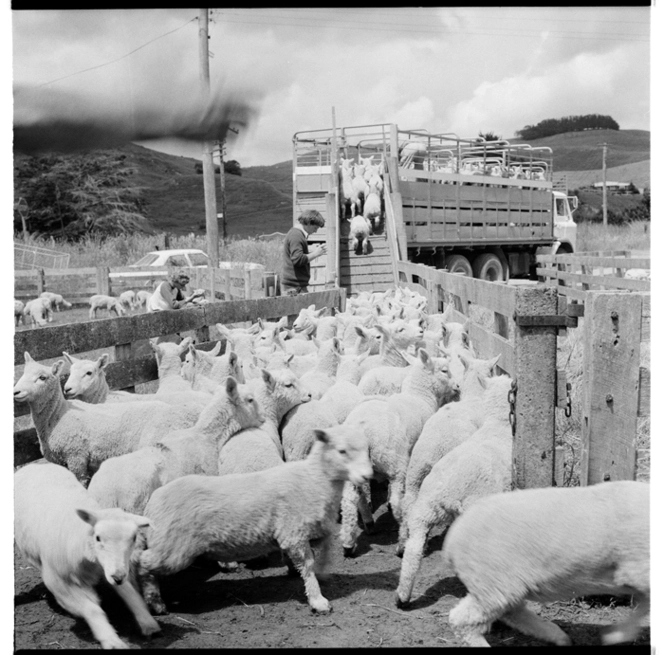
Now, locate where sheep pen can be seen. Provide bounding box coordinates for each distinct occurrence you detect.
[13,285,651,649]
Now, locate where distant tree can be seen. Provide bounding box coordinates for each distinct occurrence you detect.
[14,152,149,240]
[624,188,650,222]
[224,160,242,176]
[194,161,203,174]
[478,131,502,142]
[516,114,619,140]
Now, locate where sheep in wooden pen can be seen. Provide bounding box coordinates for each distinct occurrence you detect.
[23,297,52,327]
[87,376,264,515]
[179,341,246,391]
[40,291,73,312]
[118,289,138,312]
[298,336,343,400]
[89,294,125,319]
[440,481,649,647]
[14,461,159,649]
[136,424,373,615]
[13,352,202,486]
[395,374,513,607]
[135,289,152,311]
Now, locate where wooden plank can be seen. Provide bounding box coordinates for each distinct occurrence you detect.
[551,255,650,269]
[512,285,559,489]
[637,367,650,418]
[341,263,394,276]
[552,270,650,292]
[580,292,642,485]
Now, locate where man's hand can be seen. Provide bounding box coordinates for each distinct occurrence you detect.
[311,244,328,260]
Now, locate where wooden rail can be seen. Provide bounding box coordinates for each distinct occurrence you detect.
[13,290,342,467]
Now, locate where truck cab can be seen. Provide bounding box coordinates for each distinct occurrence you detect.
[552,191,578,254]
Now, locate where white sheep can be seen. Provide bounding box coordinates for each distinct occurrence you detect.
[298,336,343,400]
[87,376,264,515]
[349,214,372,255]
[440,481,649,647]
[14,299,25,327]
[180,341,246,391]
[40,291,73,312]
[351,163,369,215]
[23,297,52,326]
[397,352,501,554]
[136,423,373,615]
[291,305,338,341]
[89,294,125,319]
[118,289,138,312]
[395,374,513,606]
[363,180,382,228]
[340,349,460,555]
[318,350,370,424]
[339,159,360,218]
[280,398,340,462]
[13,352,201,485]
[217,368,311,475]
[14,460,159,649]
[135,289,152,310]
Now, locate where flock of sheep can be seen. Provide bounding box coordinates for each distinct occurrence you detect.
[13,286,649,649]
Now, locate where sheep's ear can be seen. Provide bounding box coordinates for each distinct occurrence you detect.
[332,337,341,351]
[52,360,65,376]
[24,352,34,364]
[225,376,239,400]
[97,353,110,370]
[247,321,261,335]
[355,326,367,338]
[261,369,276,392]
[458,350,472,371]
[478,373,490,390]
[307,304,316,312]
[216,323,229,337]
[312,337,321,349]
[441,305,452,321]
[286,354,294,364]
[128,515,152,530]
[149,340,160,355]
[62,351,74,365]
[76,508,99,527]
[374,324,389,338]
[487,354,501,372]
[179,336,193,352]
[257,318,265,329]
[229,352,238,367]
[314,307,328,318]
[418,348,434,370]
[276,316,288,329]
[209,341,222,357]
[313,429,330,445]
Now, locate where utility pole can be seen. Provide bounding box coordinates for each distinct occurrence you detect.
[199,9,219,271]
[216,139,227,241]
[600,142,608,228]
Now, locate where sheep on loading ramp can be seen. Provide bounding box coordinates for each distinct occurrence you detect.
[14,461,159,649]
[440,481,649,647]
[137,424,373,615]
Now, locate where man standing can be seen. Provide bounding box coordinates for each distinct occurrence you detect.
[281,210,327,295]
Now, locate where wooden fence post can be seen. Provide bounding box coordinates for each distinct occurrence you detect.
[114,342,135,393]
[36,268,45,295]
[244,269,252,300]
[512,285,559,489]
[223,269,231,301]
[96,267,110,296]
[580,291,642,485]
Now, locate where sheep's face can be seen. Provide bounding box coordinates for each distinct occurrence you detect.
[14,357,63,403]
[315,425,373,484]
[228,381,265,429]
[77,509,149,586]
[64,360,103,398]
[389,319,424,350]
[273,370,311,417]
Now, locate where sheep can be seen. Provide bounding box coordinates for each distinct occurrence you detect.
[89,294,125,319]
[351,164,369,215]
[63,351,146,403]
[397,352,501,554]
[14,299,25,327]
[339,160,360,218]
[217,368,311,475]
[280,398,340,463]
[318,349,370,424]
[291,305,339,341]
[136,423,373,615]
[87,376,264,515]
[349,214,372,255]
[363,180,382,228]
[118,289,138,312]
[439,481,650,647]
[298,336,343,400]
[14,461,159,649]
[340,349,460,555]
[180,341,246,391]
[135,289,152,310]
[40,291,73,312]
[13,352,201,485]
[395,374,514,606]
[357,323,411,379]
[23,297,52,326]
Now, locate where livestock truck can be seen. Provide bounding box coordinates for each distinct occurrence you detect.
[292,123,577,295]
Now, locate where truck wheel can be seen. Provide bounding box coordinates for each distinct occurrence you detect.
[445,254,473,276]
[472,253,504,281]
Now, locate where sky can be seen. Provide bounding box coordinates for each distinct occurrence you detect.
[8,6,653,168]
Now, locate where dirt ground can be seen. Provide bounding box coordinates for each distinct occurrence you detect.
[14,494,650,651]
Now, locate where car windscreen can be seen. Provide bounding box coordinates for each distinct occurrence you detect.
[189,253,210,266]
[132,254,161,266]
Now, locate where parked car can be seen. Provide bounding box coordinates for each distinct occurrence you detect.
[129,248,211,269]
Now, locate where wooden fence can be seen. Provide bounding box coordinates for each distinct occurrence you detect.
[537,250,650,485]
[13,290,343,467]
[14,264,269,306]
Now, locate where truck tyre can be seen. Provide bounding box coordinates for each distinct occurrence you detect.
[472,253,505,281]
[445,254,473,276]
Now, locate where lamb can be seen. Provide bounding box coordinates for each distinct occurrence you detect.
[87,376,264,515]
[351,164,369,215]
[292,305,338,341]
[118,289,138,312]
[349,214,372,255]
[180,341,246,392]
[318,350,370,424]
[439,481,649,647]
[136,423,373,615]
[340,160,360,218]
[298,336,343,400]
[217,368,311,475]
[40,291,73,312]
[14,461,159,649]
[13,352,201,485]
[397,352,501,554]
[23,297,52,326]
[363,180,382,228]
[280,398,340,463]
[89,294,125,319]
[135,289,152,310]
[340,349,460,555]
[395,374,514,606]
[14,299,25,327]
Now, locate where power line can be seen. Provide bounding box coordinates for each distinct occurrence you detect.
[214,11,649,42]
[36,16,198,88]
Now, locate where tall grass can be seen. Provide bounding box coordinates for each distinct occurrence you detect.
[576,220,650,253]
[14,233,284,274]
